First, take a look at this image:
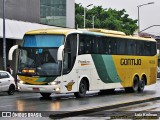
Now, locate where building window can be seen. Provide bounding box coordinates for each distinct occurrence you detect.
[40,0,66,27]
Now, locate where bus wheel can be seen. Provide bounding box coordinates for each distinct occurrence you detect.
[40,93,51,98]
[138,78,145,92]
[125,76,139,93]
[74,80,87,98]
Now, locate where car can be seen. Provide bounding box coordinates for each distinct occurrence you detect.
[0,70,16,95]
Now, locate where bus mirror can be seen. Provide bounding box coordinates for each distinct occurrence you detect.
[57,45,64,61]
[9,45,19,60]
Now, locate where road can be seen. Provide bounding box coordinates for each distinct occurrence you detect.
[63,100,160,120]
[0,79,160,119]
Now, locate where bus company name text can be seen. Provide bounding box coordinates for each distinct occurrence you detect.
[78,60,91,66]
[120,58,141,66]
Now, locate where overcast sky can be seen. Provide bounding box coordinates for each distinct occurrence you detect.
[75,0,160,36]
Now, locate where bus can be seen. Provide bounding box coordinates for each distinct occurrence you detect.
[9,28,157,98]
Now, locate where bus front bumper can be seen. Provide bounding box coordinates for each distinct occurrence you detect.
[18,83,61,93]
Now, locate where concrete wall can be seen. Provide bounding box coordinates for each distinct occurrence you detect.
[66,0,75,28]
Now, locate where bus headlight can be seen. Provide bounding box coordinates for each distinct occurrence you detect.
[56,87,60,91]
[48,81,61,85]
[19,80,26,84]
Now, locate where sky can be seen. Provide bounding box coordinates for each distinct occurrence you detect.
[75,0,160,36]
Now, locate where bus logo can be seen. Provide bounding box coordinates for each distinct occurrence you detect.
[65,82,75,91]
[78,60,91,66]
[120,58,141,65]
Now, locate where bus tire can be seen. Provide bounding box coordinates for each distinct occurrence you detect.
[125,76,139,93]
[74,80,87,98]
[40,93,51,98]
[138,78,145,92]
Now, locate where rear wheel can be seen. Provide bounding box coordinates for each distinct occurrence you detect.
[74,80,87,98]
[138,77,145,92]
[40,93,51,98]
[125,76,139,93]
[8,84,15,95]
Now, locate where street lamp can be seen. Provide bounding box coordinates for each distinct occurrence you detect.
[137,2,154,35]
[3,0,6,70]
[84,4,93,29]
[139,25,160,33]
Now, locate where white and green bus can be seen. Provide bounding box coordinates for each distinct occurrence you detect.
[9,28,157,98]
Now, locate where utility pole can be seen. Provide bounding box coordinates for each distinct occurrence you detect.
[3,0,6,70]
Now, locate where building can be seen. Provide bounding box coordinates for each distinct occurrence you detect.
[0,0,75,27]
[0,0,75,75]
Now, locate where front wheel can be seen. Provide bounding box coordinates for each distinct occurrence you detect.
[8,85,15,95]
[74,80,87,98]
[40,93,51,98]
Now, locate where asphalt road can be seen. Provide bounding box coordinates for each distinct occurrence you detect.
[0,79,160,119]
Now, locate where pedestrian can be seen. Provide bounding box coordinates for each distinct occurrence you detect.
[6,64,13,74]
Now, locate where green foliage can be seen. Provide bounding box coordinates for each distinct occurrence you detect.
[75,3,138,35]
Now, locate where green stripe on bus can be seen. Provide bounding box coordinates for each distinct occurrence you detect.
[91,55,121,83]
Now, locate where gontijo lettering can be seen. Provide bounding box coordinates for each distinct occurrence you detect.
[120,58,141,65]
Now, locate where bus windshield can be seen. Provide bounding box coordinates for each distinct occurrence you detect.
[18,35,65,76]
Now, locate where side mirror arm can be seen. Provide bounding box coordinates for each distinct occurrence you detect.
[9,45,19,60]
[57,45,64,61]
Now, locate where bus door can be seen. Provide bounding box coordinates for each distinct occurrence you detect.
[62,34,78,93]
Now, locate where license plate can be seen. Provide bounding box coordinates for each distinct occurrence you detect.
[33,88,40,91]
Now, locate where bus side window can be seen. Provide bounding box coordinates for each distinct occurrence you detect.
[105,40,109,54]
[108,40,112,54]
[117,38,126,55]
[127,40,136,55]
[144,42,151,56]
[98,37,106,54]
[85,38,91,54]
[79,36,85,55]
[136,41,144,56]
[112,40,117,54]
[150,42,156,56]
[108,39,117,54]
[91,37,99,54]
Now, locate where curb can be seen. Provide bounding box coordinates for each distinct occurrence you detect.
[49,96,160,119]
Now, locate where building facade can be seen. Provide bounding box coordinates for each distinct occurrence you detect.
[0,0,75,28]
[0,0,75,75]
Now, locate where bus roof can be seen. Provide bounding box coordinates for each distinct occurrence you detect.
[25,28,77,35]
[84,29,156,42]
[25,28,156,42]
[87,29,126,36]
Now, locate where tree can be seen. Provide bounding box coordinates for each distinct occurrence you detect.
[75,3,138,35]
